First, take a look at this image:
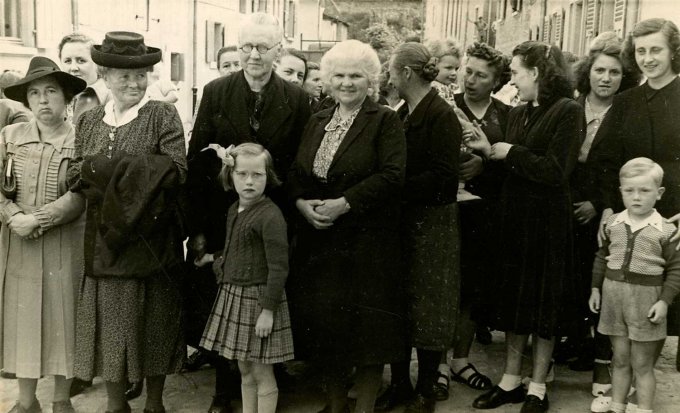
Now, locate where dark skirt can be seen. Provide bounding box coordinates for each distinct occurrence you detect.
[401,203,460,351]
[288,225,407,366]
[492,179,578,339]
[458,199,497,324]
[74,268,186,382]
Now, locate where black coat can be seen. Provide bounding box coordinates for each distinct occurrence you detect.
[493,97,585,338]
[286,98,408,365]
[596,77,680,217]
[186,70,311,245]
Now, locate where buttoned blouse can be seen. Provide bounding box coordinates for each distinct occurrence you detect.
[312,105,361,180]
[578,98,611,163]
[4,120,74,208]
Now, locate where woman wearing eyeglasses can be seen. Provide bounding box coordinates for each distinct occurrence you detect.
[187,13,310,413]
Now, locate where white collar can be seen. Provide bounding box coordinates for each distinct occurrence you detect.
[103,96,150,127]
[611,209,664,233]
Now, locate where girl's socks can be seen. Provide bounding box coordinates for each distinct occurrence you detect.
[241,382,258,413]
[609,401,626,413]
[450,357,472,379]
[527,381,547,400]
[636,409,653,413]
[257,388,278,413]
[498,373,522,391]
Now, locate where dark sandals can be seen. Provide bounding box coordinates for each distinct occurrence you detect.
[433,371,450,401]
[450,363,493,391]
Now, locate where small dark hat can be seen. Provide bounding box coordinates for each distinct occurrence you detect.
[91,31,162,69]
[4,56,87,103]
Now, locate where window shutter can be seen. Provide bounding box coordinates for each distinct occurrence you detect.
[542,16,551,42]
[613,0,626,36]
[553,9,564,47]
[585,0,599,38]
[206,20,215,63]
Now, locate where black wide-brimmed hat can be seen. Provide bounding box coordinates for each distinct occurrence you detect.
[4,56,87,103]
[91,31,162,69]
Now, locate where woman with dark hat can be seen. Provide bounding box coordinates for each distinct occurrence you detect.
[68,32,187,413]
[0,56,87,413]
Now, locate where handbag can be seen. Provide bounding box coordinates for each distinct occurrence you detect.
[0,142,16,200]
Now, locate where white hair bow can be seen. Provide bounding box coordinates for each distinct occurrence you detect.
[202,143,235,166]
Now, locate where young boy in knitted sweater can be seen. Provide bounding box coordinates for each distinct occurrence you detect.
[589,157,680,413]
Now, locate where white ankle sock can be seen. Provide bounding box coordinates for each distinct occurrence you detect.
[527,381,546,400]
[498,374,522,391]
[450,357,468,372]
[610,401,626,413]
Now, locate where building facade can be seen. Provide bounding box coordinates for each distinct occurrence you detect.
[423,0,680,56]
[0,0,346,123]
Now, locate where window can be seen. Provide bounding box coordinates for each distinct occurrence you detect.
[240,0,247,13]
[499,0,508,19]
[510,0,523,13]
[284,0,295,38]
[170,53,185,82]
[205,20,224,64]
[552,10,564,48]
[1,0,20,38]
[258,0,267,12]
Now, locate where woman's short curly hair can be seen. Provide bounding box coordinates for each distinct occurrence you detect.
[622,18,680,75]
[465,42,511,93]
[574,32,641,96]
[425,38,461,60]
[320,39,381,93]
[512,41,574,105]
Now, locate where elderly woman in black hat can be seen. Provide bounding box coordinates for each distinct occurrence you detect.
[0,56,86,413]
[67,32,187,413]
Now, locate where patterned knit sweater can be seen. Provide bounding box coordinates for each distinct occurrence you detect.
[592,210,680,305]
[214,197,288,310]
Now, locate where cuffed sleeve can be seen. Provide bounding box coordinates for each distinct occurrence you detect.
[33,191,86,231]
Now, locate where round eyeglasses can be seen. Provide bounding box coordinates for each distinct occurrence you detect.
[239,43,280,54]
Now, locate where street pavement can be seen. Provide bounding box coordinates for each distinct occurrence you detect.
[1,334,678,412]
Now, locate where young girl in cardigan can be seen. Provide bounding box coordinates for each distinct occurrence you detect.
[197,143,294,413]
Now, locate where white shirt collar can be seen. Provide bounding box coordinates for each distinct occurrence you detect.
[103,96,150,127]
[611,209,664,232]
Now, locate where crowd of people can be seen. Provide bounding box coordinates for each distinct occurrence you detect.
[0,10,679,413]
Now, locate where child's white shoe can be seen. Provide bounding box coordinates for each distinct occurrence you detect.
[590,388,612,413]
[591,383,612,397]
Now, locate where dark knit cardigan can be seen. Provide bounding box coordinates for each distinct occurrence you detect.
[214,197,288,311]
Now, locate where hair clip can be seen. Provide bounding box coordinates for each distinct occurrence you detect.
[545,44,551,59]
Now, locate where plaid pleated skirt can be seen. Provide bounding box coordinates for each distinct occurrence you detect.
[200,283,294,363]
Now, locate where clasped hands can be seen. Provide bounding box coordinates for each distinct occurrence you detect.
[7,213,42,240]
[296,197,349,230]
[463,120,512,161]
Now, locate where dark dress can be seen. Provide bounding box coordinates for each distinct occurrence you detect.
[399,88,462,350]
[570,95,613,325]
[453,94,510,321]
[596,77,680,335]
[492,97,584,339]
[287,98,407,366]
[69,100,187,382]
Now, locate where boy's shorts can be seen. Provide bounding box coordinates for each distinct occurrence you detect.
[597,278,667,342]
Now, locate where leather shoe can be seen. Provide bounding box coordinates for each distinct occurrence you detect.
[473,385,526,409]
[520,394,549,413]
[69,378,92,397]
[404,393,436,413]
[208,396,233,413]
[1,369,17,379]
[183,349,211,372]
[125,381,144,400]
[375,383,415,411]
